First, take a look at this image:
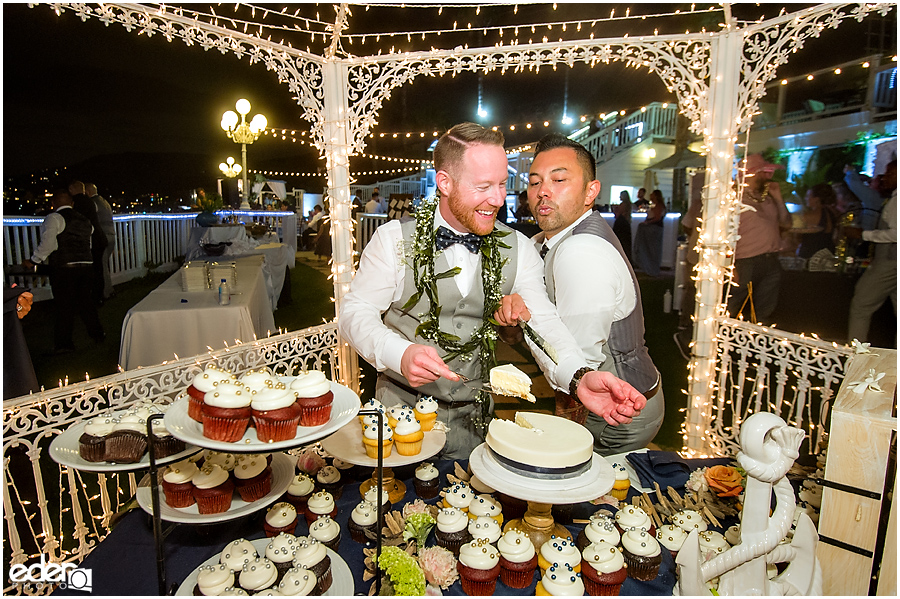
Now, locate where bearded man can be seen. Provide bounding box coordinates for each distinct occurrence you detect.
[339,122,646,459]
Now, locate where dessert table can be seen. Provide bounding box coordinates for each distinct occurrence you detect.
[53,459,685,596]
[118,255,276,370]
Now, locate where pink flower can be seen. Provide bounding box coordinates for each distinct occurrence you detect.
[418,546,458,590]
[295,449,326,475]
[402,499,429,518]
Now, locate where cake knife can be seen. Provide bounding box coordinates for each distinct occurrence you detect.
[519,320,559,365]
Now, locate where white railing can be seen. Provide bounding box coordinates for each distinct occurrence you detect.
[3,211,297,301]
[697,317,855,459]
[573,102,679,167]
[2,322,341,596]
[356,213,389,250]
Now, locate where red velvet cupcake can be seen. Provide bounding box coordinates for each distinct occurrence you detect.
[192,464,235,514]
[289,371,333,426]
[497,528,537,589]
[233,454,273,503]
[161,459,199,508]
[304,491,338,525]
[187,366,234,422]
[250,384,301,442]
[201,381,252,443]
[457,539,501,596]
[581,540,627,596]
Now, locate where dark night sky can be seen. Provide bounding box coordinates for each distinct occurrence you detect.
[2,3,895,194]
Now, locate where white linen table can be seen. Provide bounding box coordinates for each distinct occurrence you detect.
[119,255,276,370]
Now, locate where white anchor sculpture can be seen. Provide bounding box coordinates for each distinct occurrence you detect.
[676,412,822,596]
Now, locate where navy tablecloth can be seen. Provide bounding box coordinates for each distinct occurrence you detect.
[55,459,680,596]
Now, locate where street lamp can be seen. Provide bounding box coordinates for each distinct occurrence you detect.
[221,99,266,210]
[219,156,242,178]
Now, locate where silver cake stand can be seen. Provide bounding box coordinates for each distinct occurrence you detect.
[468,443,614,549]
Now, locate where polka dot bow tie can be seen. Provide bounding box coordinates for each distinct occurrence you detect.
[435,226,484,254]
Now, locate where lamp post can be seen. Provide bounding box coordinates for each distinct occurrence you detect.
[221,99,266,210]
[219,156,242,178]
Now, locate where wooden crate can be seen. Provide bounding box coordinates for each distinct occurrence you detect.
[817,349,896,595]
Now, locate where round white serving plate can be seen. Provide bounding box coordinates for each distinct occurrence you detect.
[136,452,293,524]
[319,420,445,467]
[468,443,614,504]
[49,410,201,473]
[176,538,352,596]
[164,381,359,452]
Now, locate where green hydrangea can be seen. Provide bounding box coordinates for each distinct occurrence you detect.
[375,546,426,595]
[403,512,436,549]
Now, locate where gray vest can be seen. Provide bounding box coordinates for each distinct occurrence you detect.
[382,218,519,401]
[874,193,896,261]
[543,211,658,394]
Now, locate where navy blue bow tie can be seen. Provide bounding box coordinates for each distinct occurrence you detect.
[435,226,484,254]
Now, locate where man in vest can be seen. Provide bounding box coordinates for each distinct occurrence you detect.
[339,122,646,459]
[493,134,664,454]
[22,189,105,354]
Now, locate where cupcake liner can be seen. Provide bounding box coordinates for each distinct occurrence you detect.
[272,560,293,585]
[162,486,195,509]
[362,440,393,459]
[201,413,250,443]
[236,473,272,503]
[582,563,627,596]
[622,550,660,581]
[317,532,341,552]
[348,520,375,543]
[457,564,499,596]
[610,487,629,501]
[415,411,437,431]
[188,394,204,422]
[263,520,297,538]
[78,437,106,463]
[104,432,147,463]
[299,403,332,427]
[499,563,536,589]
[414,479,440,499]
[318,482,343,500]
[434,531,470,556]
[253,412,301,443]
[150,436,185,460]
[282,493,311,512]
[194,490,233,514]
[394,439,423,456]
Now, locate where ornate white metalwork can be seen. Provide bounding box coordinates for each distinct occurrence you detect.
[706,317,853,459]
[3,323,339,596]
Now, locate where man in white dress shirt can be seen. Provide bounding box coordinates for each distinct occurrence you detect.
[494,134,663,454]
[339,122,646,459]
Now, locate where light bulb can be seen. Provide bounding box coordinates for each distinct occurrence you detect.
[236,98,251,115]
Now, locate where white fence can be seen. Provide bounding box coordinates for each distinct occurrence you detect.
[2,322,340,596]
[3,211,297,301]
[573,102,679,167]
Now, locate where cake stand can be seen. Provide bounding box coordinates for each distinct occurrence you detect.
[468,443,614,550]
[319,420,445,503]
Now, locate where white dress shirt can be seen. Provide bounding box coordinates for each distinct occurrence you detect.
[339,206,589,391]
[30,206,93,266]
[538,211,637,369]
[862,190,897,245]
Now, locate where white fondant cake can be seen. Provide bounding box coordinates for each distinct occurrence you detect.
[485,412,593,470]
[489,364,535,402]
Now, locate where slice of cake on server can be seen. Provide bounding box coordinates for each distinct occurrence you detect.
[488,364,535,403]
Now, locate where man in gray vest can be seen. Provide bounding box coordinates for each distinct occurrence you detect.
[494,134,664,455]
[339,123,646,459]
[86,183,116,302]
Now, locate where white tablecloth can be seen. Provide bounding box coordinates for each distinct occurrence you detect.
[119,255,276,370]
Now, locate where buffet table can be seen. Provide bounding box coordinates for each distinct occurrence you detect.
[118,255,276,369]
[54,459,685,596]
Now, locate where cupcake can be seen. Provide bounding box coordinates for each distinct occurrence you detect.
[238,557,277,593]
[468,494,503,525]
[614,505,655,536]
[393,414,424,456]
[414,463,440,499]
[315,465,342,499]
[656,524,688,560]
[233,454,273,503]
[161,459,199,508]
[251,384,301,443]
[363,485,392,516]
[386,404,408,429]
[672,509,707,534]
[309,515,341,551]
[536,563,585,596]
[497,527,538,589]
[331,457,358,482]
[434,507,472,556]
[104,414,148,463]
[414,396,438,431]
[304,491,337,525]
[78,415,115,462]
[291,537,332,594]
[576,513,620,551]
[195,563,234,596]
[283,473,315,510]
[698,530,729,561]
[361,420,393,459]
[203,450,238,472]
[265,533,300,581]
[240,368,276,393]
[220,539,258,572]
[724,524,741,546]
[188,366,234,422]
[192,464,235,514]
[358,399,386,425]
[277,566,316,596]
[264,502,299,537]
[348,500,378,543]
[201,381,252,443]
[537,536,581,576]
[468,515,502,544]
[621,528,661,581]
[610,462,631,500]
[149,419,186,460]
[290,371,333,426]
[442,482,474,512]
[581,540,627,596]
[457,538,501,596]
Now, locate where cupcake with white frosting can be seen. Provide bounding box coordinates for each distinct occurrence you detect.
[468,515,502,544]
[265,533,299,581]
[497,528,537,589]
[468,493,503,525]
[576,512,620,551]
[393,413,424,456]
[361,420,393,459]
[358,398,386,426]
[414,396,438,431]
[289,371,333,426]
[614,504,655,536]
[315,465,342,499]
[580,540,626,596]
[277,566,316,596]
[363,485,391,515]
[348,500,378,543]
[656,524,688,559]
[240,368,276,393]
[78,415,116,462]
[238,557,277,593]
[309,515,341,551]
[442,482,474,512]
[192,463,234,514]
[250,383,301,443]
[610,462,631,500]
[187,366,234,422]
[414,462,440,499]
[457,538,501,596]
[201,380,252,443]
[537,536,581,576]
[161,459,199,508]
[621,528,661,581]
[202,450,237,472]
[264,502,298,538]
[304,491,337,525]
[220,538,258,572]
[434,507,471,556]
[672,509,707,534]
[291,537,331,594]
[234,454,273,503]
[535,563,584,596]
[283,473,315,510]
[195,563,234,596]
[104,414,148,463]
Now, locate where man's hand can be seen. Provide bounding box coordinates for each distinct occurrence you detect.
[576,371,647,426]
[22,259,35,272]
[400,344,458,387]
[493,294,531,326]
[16,292,33,319]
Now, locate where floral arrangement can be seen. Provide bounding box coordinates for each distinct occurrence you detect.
[403,512,436,550]
[375,546,426,596]
[294,448,326,475]
[418,546,459,590]
[686,465,745,498]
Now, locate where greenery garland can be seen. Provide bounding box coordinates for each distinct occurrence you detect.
[401,194,510,428]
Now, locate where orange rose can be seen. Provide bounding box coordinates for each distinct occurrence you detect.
[705,465,743,497]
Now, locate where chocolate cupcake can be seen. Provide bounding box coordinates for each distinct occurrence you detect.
[149,419,186,460]
[233,454,272,503]
[331,457,359,482]
[315,465,342,500]
[362,485,391,517]
[414,462,440,499]
[581,540,627,596]
[457,538,501,596]
[264,533,299,582]
[576,513,620,552]
[194,563,234,596]
[434,507,471,556]
[283,473,315,511]
[238,557,277,593]
[104,414,149,463]
[277,566,317,596]
[291,537,332,594]
[309,515,341,551]
[192,464,235,515]
[304,491,337,525]
[621,529,661,581]
[348,500,378,543]
[78,416,115,462]
[264,502,299,537]
[220,539,258,573]
[161,459,199,508]
[497,528,537,589]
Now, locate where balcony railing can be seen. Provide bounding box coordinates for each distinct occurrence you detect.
[572,102,679,167]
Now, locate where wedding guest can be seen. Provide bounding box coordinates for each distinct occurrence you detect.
[86,183,116,302]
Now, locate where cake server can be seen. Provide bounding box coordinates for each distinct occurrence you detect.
[519,320,559,365]
[454,372,495,393]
